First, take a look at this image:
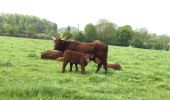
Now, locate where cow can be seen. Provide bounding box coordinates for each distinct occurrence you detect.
[62,50,93,74]
[41,50,63,60]
[56,57,64,62]
[89,56,122,70]
[52,36,108,74]
[107,64,122,70]
[56,57,79,72]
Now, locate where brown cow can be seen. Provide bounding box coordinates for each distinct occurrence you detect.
[107,64,122,70]
[52,37,108,74]
[62,50,93,74]
[56,57,79,72]
[41,50,63,60]
[90,56,122,70]
[56,57,64,62]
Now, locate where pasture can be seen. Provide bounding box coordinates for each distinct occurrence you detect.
[0,36,170,100]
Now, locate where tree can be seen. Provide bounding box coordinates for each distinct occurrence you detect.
[3,23,17,34]
[114,25,134,46]
[74,31,85,41]
[150,35,170,50]
[95,19,117,34]
[84,23,97,41]
[131,28,151,48]
[0,13,58,38]
[62,26,73,39]
[26,24,37,37]
[62,32,73,39]
[66,26,71,33]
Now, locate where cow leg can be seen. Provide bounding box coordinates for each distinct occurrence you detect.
[62,62,68,73]
[81,66,85,74]
[103,62,108,75]
[69,63,73,72]
[95,63,102,73]
[75,64,78,72]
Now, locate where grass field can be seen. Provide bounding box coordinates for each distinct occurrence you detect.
[0,36,170,100]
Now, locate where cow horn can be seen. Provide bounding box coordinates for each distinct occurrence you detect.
[52,36,56,40]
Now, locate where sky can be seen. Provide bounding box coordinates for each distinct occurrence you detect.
[0,0,170,35]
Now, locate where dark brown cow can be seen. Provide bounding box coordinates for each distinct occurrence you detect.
[62,50,92,74]
[107,64,122,70]
[53,37,108,74]
[41,50,63,60]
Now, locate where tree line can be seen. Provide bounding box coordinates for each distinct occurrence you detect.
[0,13,57,39]
[0,13,170,51]
[62,19,170,51]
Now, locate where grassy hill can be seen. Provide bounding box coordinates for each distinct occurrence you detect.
[0,36,170,100]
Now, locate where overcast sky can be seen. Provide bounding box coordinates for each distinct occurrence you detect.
[0,0,170,35]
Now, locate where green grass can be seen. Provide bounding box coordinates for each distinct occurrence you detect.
[0,36,170,100]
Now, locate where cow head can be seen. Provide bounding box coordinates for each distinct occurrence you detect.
[84,54,94,62]
[52,36,66,52]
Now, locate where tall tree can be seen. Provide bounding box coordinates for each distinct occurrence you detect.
[84,23,97,41]
[95,19,117,34]
[114,25,134,46]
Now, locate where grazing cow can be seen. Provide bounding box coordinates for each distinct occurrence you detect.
[107,64,122,70]
[52,36,108,74]
[41,50,63,60]
[62,50,92,74]
[56,57,79,72]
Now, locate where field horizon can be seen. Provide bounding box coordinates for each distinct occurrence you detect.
[0,36,170,100]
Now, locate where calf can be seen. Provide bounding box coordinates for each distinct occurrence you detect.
[90,57,122,70]
[62,50,92,74]
[56,57,78,72]
[56,57,64,62]
[107,64,122,70]
[41,50,63,60]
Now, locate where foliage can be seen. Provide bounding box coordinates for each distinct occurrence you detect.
[61,26,73,39]
[0,13,57,38]
[96,19,117,34]
[73,31,85,42]
[84,23,97,41]
[62,32,73,39]
[3,23,18,34]
[114,25,134,46]
[58,26,78,33]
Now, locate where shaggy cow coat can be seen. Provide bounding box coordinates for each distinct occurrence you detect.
[107,64,122,70]
[53,37,108,74]
[41,50,63,60]
[56,57,78,72]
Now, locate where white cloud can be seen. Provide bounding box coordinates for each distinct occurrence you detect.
[0,0,170,35]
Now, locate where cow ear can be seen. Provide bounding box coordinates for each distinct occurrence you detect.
[84,54,91,61]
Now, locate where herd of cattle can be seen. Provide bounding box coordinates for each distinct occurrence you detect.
[41,36,121,74]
